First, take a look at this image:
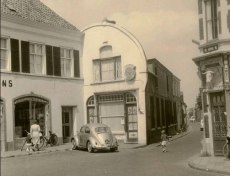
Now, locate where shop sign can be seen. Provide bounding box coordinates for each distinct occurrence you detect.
[203,44,218,53]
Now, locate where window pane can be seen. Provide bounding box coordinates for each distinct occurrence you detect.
[61,48,65,57]
[0,50,7,59]
[93,61,100,82]
[1,59,6,69]
[30,55,35,73]
[35,55,42,73]
[65,59,71,76]
[1,38,6,49]
[36,45,42,55]
[101,59,114,81]
[61,58,65,75]
[30,44,35,53]
[66,49,71,58]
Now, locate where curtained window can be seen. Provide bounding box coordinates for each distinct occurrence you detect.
[61,48,73,77]
[30,43,44,74]
[0,38,9,70]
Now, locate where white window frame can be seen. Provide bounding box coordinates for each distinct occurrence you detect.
[60,47,73,77]
[205,0,218,41]
[93,56,122,83]
[29,42,45,75]
[0,37,11,71]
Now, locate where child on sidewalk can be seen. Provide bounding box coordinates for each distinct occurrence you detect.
[25,133,33,152]
[161,130,168,152]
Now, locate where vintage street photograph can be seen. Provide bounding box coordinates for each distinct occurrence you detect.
[1,0,230,175]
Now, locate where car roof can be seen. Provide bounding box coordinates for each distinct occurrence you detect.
[83,123,109,129]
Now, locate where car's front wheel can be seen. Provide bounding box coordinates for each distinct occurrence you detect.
[110,147,118,152]
[87,141,94,153]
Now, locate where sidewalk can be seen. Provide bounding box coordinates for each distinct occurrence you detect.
[188,155,230,175]
[0,142,146,159]
[1,129,190,159]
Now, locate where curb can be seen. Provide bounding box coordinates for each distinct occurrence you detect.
[188,160,230,176]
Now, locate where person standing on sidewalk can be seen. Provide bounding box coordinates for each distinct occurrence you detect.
[161,130,168,152]
[30,119,41,149]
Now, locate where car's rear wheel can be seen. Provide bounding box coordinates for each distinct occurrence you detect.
[110,147,118,152]
[87,141,94,153]
[71,138,77,150]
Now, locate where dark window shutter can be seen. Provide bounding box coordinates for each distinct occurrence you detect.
[228,10,230,32]
[74,50,80,77]
[46,45,53,75]
[199,18,204,40]
[53,46,61,76]
[10,39,20,72]
[218,11,222,34]
[21,41,30,73]
[228,0,230,5]
[198,0,202,14]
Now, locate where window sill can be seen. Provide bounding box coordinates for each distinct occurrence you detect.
[0,71,83,80]
[91,79,125,85]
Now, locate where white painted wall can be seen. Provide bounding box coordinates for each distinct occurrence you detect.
[82,23,148,144]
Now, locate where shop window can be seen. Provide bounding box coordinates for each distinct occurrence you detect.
[126,93,136,103]
[0,37,9,70]
[30,43,45,74]
[61,48,73,77]
[205,0,218,40]
[14,96,48,138]
[98,94,124,103]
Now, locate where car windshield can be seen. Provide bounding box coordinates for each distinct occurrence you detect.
[95,127,110,133]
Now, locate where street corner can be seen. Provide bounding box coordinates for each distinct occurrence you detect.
[188,155,230,176]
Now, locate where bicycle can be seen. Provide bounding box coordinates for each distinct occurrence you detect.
[21,130,58,151]
[223,137,230,159]
[36,130,59,150]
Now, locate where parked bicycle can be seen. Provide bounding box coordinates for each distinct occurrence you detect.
[21,130,58,151]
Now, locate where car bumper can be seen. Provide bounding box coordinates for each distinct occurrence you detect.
[93,145,118,150]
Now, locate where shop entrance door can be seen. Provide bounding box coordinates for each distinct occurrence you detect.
[62,107,73,143]
[210,92,227,156]
[126,105,138,142]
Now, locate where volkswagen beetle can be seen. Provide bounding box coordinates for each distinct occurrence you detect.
[71,123,119,153]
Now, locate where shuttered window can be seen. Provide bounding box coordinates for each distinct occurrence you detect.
[53,46,61,76]
[46,45,53,75]
[74,50,80,77]
[21,41,30,73]
[228,10,230,32]
[228,0,230,5]
[11,39,20,72]
[199,18,204,40]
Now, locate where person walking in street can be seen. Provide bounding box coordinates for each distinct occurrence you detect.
[30,119,41,149]
[161,130,168,152]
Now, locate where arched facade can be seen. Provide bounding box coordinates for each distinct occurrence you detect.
[82,22,147,144]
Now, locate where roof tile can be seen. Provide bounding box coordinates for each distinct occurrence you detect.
[1,0,79,31]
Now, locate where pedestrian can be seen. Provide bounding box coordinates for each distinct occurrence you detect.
[30,119,41,149]
[161,130,168,152]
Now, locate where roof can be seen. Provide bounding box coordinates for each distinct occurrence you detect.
[1,0,79,31]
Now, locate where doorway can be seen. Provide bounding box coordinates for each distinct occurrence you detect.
[62,107,73,143]
[210,92,227,156]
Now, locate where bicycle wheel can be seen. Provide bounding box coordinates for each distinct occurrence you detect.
[50,134,58,146]
[223,143,228,157]
[36,137,45,150]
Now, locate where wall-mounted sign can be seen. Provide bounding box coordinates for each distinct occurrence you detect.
[125,64,136,81]
[203,44,218,53]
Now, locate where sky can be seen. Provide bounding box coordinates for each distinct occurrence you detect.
[41,0,201,108]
